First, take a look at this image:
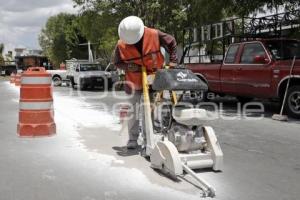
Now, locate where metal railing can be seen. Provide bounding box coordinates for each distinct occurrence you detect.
[182,9,300,64]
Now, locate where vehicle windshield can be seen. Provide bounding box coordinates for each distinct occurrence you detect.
[265,40,300,60]
[80,64,105,71]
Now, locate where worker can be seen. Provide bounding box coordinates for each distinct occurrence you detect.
[112,16,178,149]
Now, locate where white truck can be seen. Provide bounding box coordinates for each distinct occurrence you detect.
[46,69,68,86]
[66,59,118,90]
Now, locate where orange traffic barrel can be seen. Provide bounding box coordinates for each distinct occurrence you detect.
[17,67,56,137]
[10,73,16,84]
[15,73,21,86]
[119,104,129,124]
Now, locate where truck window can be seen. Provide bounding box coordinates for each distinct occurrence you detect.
[265,40,300,60]
[80,64,105,71]
[241,43,266,64]
[224,44,239,63]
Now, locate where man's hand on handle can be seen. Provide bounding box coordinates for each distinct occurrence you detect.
[168,62,177,68]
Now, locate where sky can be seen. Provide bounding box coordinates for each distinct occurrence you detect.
[0,0,77,53]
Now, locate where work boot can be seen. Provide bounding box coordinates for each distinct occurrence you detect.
[126,140,138,149]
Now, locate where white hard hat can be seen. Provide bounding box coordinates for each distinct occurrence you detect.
[118,16,144,45]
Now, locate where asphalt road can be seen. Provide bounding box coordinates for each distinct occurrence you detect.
[0,78,299,200]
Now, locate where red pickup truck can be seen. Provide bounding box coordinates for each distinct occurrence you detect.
[186,39,300,118]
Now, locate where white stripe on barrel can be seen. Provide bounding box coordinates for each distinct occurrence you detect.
[21,76,52,85]
[19,102,53,110]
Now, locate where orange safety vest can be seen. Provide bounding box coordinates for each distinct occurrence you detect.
[117,28,165,91]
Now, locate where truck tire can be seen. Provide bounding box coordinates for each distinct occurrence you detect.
[52,76,62,87]
[70,78,76,89]
[107,78,113,91]
[80,84,87,91]
[71,82,76,89]
[285,85,300,119]
[79,79,87,91]
[79,84,87,91]
[236,96,253,104]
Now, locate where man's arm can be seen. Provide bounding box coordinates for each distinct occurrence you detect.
[112,46,128,70]
[111,46,141,72]
[158,30,178,67]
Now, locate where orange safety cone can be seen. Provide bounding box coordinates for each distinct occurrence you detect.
[10,72,16,84]
[14,73,21,86]
[17,67,56,137]
[119,104,129,124]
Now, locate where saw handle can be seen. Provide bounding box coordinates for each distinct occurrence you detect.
[182,163,216,198]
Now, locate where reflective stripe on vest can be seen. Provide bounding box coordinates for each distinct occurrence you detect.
[21,76,52,85]
[19,102,53,110]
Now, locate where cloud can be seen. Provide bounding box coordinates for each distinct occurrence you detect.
[0,0,70,12]
[0,0,78,53]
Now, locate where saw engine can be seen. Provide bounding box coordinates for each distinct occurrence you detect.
[140,67,224,197]
[153,104,207,152]
[168,123,206,152]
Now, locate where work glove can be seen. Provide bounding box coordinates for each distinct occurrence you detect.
[168,62,177,68]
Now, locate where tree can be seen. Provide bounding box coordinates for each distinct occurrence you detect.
[39,13,88,67]
[73,0,295,45]
[227,0,300,16]
[76,9,118,62]
[0,43,4,65]
[73,0,189,37]
[41,0,299,65]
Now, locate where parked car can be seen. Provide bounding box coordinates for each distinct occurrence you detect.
[186,39,300,118]
[0,65,17,76]
[47,69,68,86]
[66,59,118,90]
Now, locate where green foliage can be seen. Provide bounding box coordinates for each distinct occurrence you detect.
[76,9,118,62]
[0,43,4,65]
[72,0,299,44]
[228,0,300,16]
[39,13,87,67]
[40,0,300,65]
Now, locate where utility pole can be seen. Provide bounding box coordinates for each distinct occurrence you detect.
[79,41,96,63]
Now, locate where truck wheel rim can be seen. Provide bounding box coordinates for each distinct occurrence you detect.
[288,91,300,114]
[53,77,62,86]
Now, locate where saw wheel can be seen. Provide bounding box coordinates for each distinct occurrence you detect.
[150,140,183,178]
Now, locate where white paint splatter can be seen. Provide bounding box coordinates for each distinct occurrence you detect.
[54,94,121,131]
[104,191,119,200]
[82,196,96,200]
[42,169,56,181]
[53,91,124,168]
[4,81,19,94]
[3,82,199,199]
